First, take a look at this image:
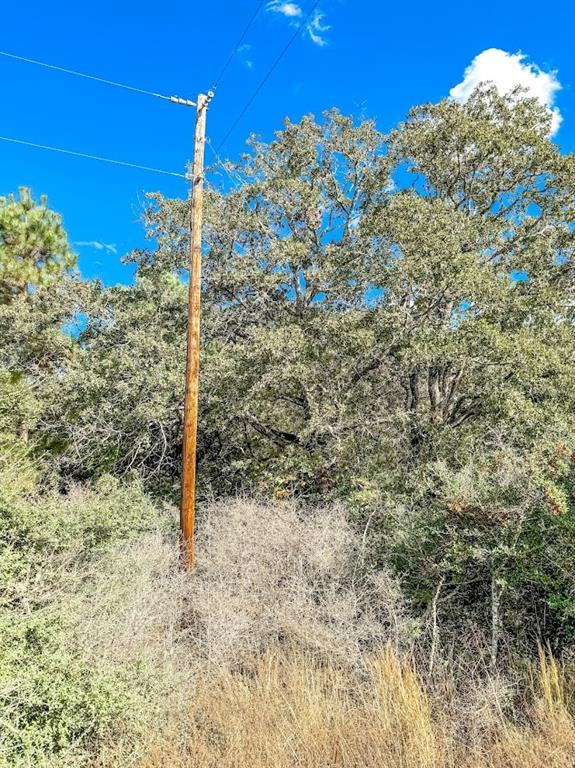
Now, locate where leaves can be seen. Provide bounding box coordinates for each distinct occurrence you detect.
[0,187,76,302]
[4,88,575,649]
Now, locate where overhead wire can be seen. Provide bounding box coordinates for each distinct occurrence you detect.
[211,0,268,91]
[1,1,319,180]
[205,137,245,189]
[0,49,196,105]
[215,0,321,152]
[0,48,193,178]
[0,135,187,179]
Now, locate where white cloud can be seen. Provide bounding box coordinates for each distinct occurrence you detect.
[307,10,330,46]
[266,2,330,46]
[450,48,562,135]
[238,44,254,69]
[75,240,118,255]
[266,1,302,17]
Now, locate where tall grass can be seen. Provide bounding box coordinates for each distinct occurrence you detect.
[140,648,575,768]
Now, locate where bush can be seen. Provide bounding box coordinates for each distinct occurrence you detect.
[2,484,575,767]
[184,499,416,666]
[0,614,134,767]
[0,474,161,766]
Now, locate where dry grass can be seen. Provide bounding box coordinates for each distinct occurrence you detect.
[42,496,575,767]
[139,649,575,768]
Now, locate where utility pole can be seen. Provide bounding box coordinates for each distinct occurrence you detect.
[181,91,212,569]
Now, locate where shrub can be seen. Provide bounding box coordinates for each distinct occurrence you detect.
[183,499,416,667]
[0,475,160,766]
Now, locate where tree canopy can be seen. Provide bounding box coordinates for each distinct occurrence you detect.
[0,187,75,302]
[4,87,575,653]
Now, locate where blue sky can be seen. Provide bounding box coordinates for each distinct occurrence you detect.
[1,0,574,285]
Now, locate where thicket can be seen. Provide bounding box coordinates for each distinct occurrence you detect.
[1,85,575,764]
[2,483,575,767]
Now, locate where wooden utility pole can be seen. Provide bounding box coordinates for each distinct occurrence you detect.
[181,92,211,569]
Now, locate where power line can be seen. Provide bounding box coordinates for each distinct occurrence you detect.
[0,49,196,106]
[205,137,244,189]
[216,0,320,152]
[0,135,187,179]
[212,0,268,90]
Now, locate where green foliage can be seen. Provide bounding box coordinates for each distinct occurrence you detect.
[0,614,134,767]
[0,187,75,303]
[89,91,573,503]
[0,188,79,480]
[43,274,187,491]
[2,86,575,682]
[31,89,575,653]
[0,470,159,766]
[1,475,156,562]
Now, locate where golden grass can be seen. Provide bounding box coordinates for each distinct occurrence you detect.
[138,648,575,768]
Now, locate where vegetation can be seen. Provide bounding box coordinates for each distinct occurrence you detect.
[1,85,575,765]
[2,485,575,767]
[143,648,575,768]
